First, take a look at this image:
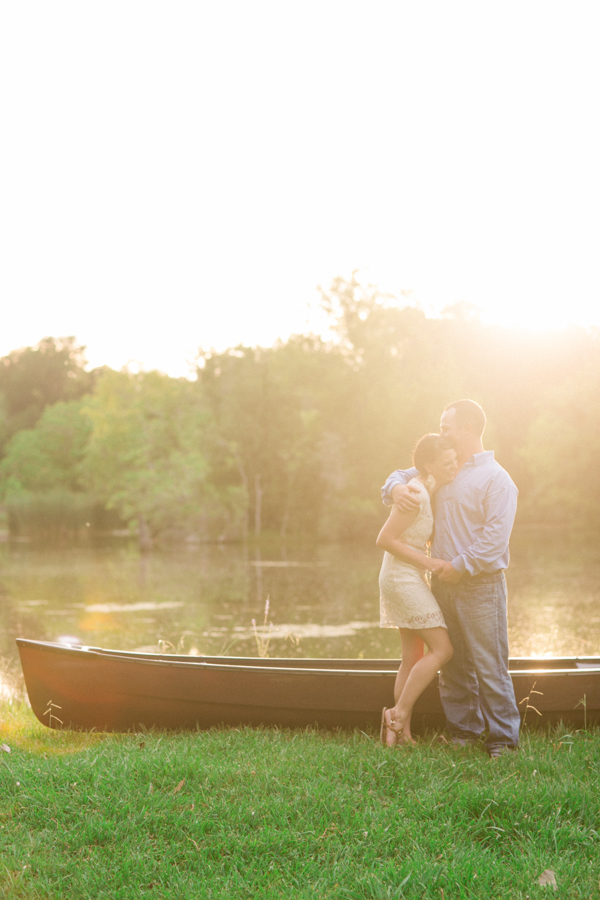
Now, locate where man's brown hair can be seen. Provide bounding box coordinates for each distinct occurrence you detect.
[444,399,487,437]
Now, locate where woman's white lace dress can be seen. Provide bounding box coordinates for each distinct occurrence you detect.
[379,478,447,630]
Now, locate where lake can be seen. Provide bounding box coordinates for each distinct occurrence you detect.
[2,526,600,668]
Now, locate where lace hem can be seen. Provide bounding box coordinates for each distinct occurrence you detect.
[380,612,447,630]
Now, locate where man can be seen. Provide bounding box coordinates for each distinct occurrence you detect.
[381,399,520,757]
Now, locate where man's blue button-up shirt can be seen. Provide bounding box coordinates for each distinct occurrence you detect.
[381,451,518,576]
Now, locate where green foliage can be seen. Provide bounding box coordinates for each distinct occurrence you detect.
[1,281,598,540]
[0,400,94,536]
[318,276,463,527]
[80,369,240,542]
[198,336,350,538]
[317,276,600,530]
[521,355,600,521]
[0,400,91,494]
[0,336,93,451]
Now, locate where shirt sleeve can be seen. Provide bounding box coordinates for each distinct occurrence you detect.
[381,467,419,506]
[451,476,518,576]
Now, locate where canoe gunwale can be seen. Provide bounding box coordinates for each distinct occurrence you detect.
[15,639,600,677]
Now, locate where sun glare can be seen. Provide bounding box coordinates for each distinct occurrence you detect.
[476,299,600,334]
[0,672,16,702]
[1,5,599,372]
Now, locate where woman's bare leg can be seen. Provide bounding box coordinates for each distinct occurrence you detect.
[394,630,424,702]
[389,630,424,744]
[385,627,453,745]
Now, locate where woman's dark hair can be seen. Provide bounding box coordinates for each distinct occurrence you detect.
[413,433,454,475]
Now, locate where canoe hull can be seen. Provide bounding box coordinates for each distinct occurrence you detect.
[17,639,600,733]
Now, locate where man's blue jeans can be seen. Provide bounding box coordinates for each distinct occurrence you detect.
[431,572,520,752]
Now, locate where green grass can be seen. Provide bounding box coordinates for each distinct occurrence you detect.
[1,702,599,899]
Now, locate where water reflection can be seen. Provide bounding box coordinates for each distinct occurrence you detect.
[207,622,378,640]
[250,561,327,567]
[84,602,184,614]
[1,526,599,664]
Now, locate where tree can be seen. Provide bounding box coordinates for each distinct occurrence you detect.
[2,283,597,541]
[0,337,93,452]
[316,275,466,535]
[80,369,238,546]
[0,399,93,536]
[521,354,600,522]
[197,336,348,539]
[0,399,91,493]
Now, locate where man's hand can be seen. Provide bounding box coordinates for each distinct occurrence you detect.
[391,482,421,512]
[433,561,462,583]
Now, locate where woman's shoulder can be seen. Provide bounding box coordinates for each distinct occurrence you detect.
[407,476,427,495]
[405,477,430,507]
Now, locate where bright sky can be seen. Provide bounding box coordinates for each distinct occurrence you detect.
[1,2,599,376]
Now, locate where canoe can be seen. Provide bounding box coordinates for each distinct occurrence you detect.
[17,638,600,734]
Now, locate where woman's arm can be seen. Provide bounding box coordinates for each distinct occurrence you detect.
[376,505,445,571]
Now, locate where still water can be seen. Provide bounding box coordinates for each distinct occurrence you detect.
[1,527,600,665]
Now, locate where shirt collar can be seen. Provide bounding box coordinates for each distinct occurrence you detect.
[466,450,495,467]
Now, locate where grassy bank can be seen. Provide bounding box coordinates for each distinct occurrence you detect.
[1,702,599,899]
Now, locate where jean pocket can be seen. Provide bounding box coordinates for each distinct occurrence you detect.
[457,581,506,616]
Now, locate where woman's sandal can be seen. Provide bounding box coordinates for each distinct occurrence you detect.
[380,707,402,748]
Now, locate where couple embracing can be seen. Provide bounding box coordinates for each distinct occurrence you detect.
[377,399,520,758]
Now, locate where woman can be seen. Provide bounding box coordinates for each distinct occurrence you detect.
[377,433,457,747]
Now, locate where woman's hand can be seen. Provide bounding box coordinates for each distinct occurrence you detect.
[427,558,447,572]
[433,561,462,583]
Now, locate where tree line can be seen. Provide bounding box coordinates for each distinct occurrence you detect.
[1,276,598,545]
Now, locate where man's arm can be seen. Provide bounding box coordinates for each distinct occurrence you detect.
[448,478,518,578]
[381,467,419,507]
